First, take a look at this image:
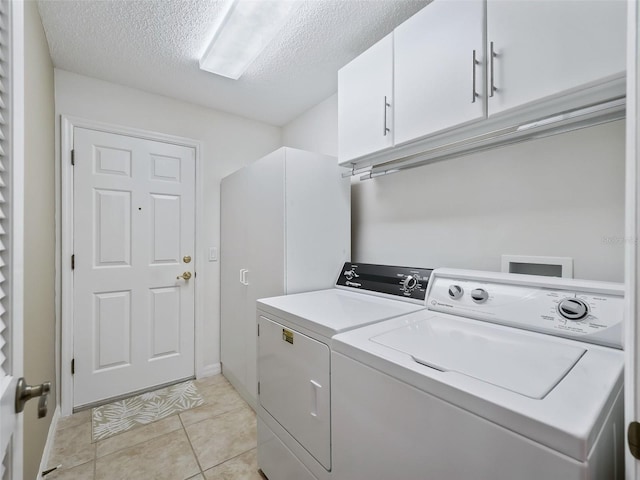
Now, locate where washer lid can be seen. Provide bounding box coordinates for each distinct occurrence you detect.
[371,315,586,399]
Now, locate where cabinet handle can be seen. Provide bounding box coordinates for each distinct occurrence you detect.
[242,269,249,286]
[489,41,497,98]
[383,96,391,136]
[471,49,479,103]
[239,268,246,285]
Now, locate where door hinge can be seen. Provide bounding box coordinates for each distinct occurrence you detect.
[71,254,75,270]
[257,324,260,336]
[629,422,640,459]
[71,358,75,375]
[71,149,75,165]
[257,382,260,395]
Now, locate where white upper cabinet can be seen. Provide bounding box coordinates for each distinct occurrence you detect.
[394,0,486,146]
[487,0,626,117]
[337,0,626,168]
[338,33,393,164]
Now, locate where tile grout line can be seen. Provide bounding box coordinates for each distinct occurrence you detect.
[208,446,258,472]
[181,403,248,429]
[178,413,206,478]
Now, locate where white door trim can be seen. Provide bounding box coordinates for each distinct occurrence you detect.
[60,116,204,416]
[625,0,639,477]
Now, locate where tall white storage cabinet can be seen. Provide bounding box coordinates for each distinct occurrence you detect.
[220,147,350,407]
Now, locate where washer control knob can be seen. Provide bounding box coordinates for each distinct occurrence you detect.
[403,275,419,292]
[558,298,589,321]
[471,288,489,303]
[448,285,464,299]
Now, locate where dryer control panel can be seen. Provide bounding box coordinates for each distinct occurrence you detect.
[426,269,624,349]
[336,262,433,302]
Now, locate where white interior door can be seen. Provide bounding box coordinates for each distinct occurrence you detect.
[73,128,196,408]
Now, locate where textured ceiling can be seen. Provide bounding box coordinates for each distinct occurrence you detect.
[37,0,430,126]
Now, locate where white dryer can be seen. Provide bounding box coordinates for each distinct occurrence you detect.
[256,263,433,480]
[332,268,624,480]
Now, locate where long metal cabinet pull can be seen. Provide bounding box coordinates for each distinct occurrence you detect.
[489,41,497,98]
[383,96,391,136]
[472,49,479,103]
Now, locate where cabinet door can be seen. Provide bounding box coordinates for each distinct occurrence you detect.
[244,151,285,401]
[487,0,626,117]
[394,0,485,145]
[220,167,250,389]
[338,33,394,164]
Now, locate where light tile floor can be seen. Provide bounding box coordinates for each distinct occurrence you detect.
[44,375,264,480]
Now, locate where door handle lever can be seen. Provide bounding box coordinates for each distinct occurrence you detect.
[15,378,51,418]
[177,271,192,280]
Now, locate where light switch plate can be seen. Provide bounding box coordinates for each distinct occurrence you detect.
[209,247,218,262]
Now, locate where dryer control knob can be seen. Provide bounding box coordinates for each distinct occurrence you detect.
[344,269,356,281]
[448,285,464,299]
[403,275,419,292]
[471,288,489,303]
[558,298,589,321]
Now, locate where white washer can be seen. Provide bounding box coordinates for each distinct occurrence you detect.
[256,263,433,480]
[331,268,625,480]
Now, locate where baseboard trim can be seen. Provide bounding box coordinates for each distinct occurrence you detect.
[197,363,221,379]
[37,405,60,480]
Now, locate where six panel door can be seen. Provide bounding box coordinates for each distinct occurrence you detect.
[73,128,196,407]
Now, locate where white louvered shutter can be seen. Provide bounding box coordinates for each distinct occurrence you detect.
[0,0,9,382]
[0,0,22,477]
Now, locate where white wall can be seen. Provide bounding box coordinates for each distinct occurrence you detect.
[55,70,282,377]
[282,94,338,157]
[24,3,56,479]
[283,96,625,282]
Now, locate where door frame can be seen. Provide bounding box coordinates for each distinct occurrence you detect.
[626,0,640,477]
[59,116,204,416]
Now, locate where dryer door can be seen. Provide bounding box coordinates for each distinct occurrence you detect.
[258,315,331,469]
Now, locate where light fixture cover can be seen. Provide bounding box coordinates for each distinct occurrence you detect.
[200,0,299,80]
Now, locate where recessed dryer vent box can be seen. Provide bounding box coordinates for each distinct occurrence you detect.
[501,255,573,278]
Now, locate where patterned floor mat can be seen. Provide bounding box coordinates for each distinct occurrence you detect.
[92,380,204,441]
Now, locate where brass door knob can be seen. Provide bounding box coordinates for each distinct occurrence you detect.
[183,255,192,264]
[177,271,192,280]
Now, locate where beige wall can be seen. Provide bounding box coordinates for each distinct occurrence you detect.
[54,70,282,379]
[282,94,338,157]
[24,1,56,478]
[282,96,626,282]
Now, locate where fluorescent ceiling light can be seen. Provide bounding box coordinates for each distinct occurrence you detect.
[200,0,298,80]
